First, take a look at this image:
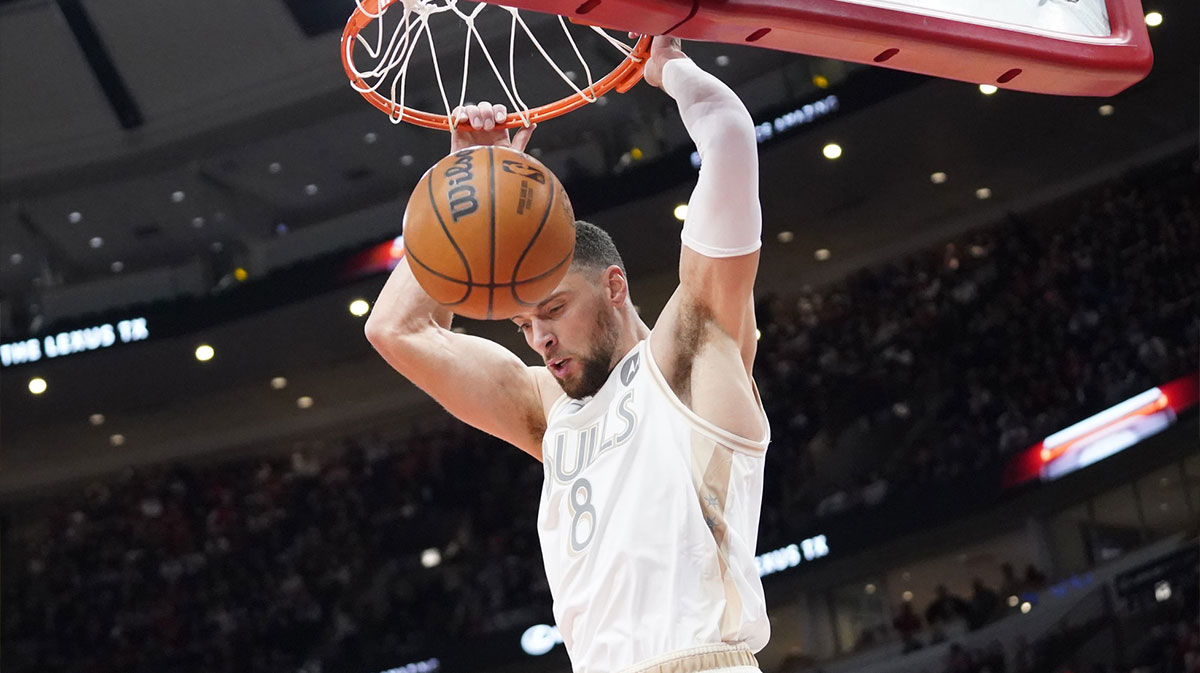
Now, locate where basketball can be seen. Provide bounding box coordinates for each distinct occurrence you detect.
[402,145,576,320]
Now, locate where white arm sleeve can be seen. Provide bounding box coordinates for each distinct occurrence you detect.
[661,57,762,258]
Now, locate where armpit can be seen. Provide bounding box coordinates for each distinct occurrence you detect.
[669,300,718,404]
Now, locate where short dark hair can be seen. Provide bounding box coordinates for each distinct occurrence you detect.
[571,220,625,274]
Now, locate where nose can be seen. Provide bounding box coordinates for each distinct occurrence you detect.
[530,320,556,356]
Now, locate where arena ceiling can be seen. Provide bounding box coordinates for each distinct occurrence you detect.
[0,0,1196,495]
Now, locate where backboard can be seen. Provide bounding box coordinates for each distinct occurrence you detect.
[497,0,1154,96]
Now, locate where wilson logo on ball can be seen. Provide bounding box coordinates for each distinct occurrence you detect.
[443,153,479,221]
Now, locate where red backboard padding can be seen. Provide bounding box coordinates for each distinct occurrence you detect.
[497,0,1153,96]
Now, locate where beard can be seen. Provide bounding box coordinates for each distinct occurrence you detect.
[557,302,619,400]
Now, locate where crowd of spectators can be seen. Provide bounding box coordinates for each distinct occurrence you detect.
[753,152,1199,537]
[889,563,1051,652]
[3,153,1197,673]
[2,422,549,673]
[1133,617,1200,673]
[1124,560,1200,673]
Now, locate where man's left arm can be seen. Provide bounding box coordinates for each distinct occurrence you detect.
[650,39,762,373]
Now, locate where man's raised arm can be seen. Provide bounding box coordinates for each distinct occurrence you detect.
[647,38,762,372]
[365,104,549,459]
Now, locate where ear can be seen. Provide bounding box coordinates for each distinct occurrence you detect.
[602,265,629,306]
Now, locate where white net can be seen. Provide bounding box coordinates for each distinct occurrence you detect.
[343,0,646,129]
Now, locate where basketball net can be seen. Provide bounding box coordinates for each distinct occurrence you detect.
[342,0,651,130]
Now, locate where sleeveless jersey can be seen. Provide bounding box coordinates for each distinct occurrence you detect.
[537,340,771,673]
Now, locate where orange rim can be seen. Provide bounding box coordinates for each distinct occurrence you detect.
[341,0,650,131]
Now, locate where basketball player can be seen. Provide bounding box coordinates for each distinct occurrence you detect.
[366,37,769,673]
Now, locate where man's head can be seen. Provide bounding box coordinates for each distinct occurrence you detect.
[571,219,626,277]
[511,221,634,399]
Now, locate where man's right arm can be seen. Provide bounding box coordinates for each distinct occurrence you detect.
[364,254,550,460]
[366,102,549,459]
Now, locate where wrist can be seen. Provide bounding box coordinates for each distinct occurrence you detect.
[660,56,698,98]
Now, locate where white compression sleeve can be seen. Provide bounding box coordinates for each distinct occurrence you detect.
[661,57,762,258]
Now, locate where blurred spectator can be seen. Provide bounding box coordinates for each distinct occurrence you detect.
[893,601,924,653]
[926,584,971,637]
[816,484,855,518]
[776,650,817,673]
[860,473,890,507]
[967,578,1000,630]
[945,643,974,673]
[1022,565,1048,592]
[999,563,1022,604]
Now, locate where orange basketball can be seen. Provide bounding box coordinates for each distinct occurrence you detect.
[403,145,575,320]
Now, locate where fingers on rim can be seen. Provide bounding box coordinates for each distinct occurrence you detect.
[478,101,496,129]
[450,102,506,127]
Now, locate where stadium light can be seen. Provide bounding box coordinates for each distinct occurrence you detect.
[1144,11,1162,27]
[28,377,47,395]
[195,344,215,362]
[673,204,688,221]
[822,143,842,159]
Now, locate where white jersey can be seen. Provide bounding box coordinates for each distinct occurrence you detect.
[537,340,771,673]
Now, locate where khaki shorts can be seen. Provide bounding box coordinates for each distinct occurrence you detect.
[617,643,761,673]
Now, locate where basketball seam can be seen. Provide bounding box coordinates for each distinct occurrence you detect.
[512,248,574,305]
[487,146,496,320]
[511,168,557,284]
[402,249,571,289]
[404,246,473,305]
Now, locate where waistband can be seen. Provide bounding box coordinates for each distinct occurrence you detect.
[617,643,760,673]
